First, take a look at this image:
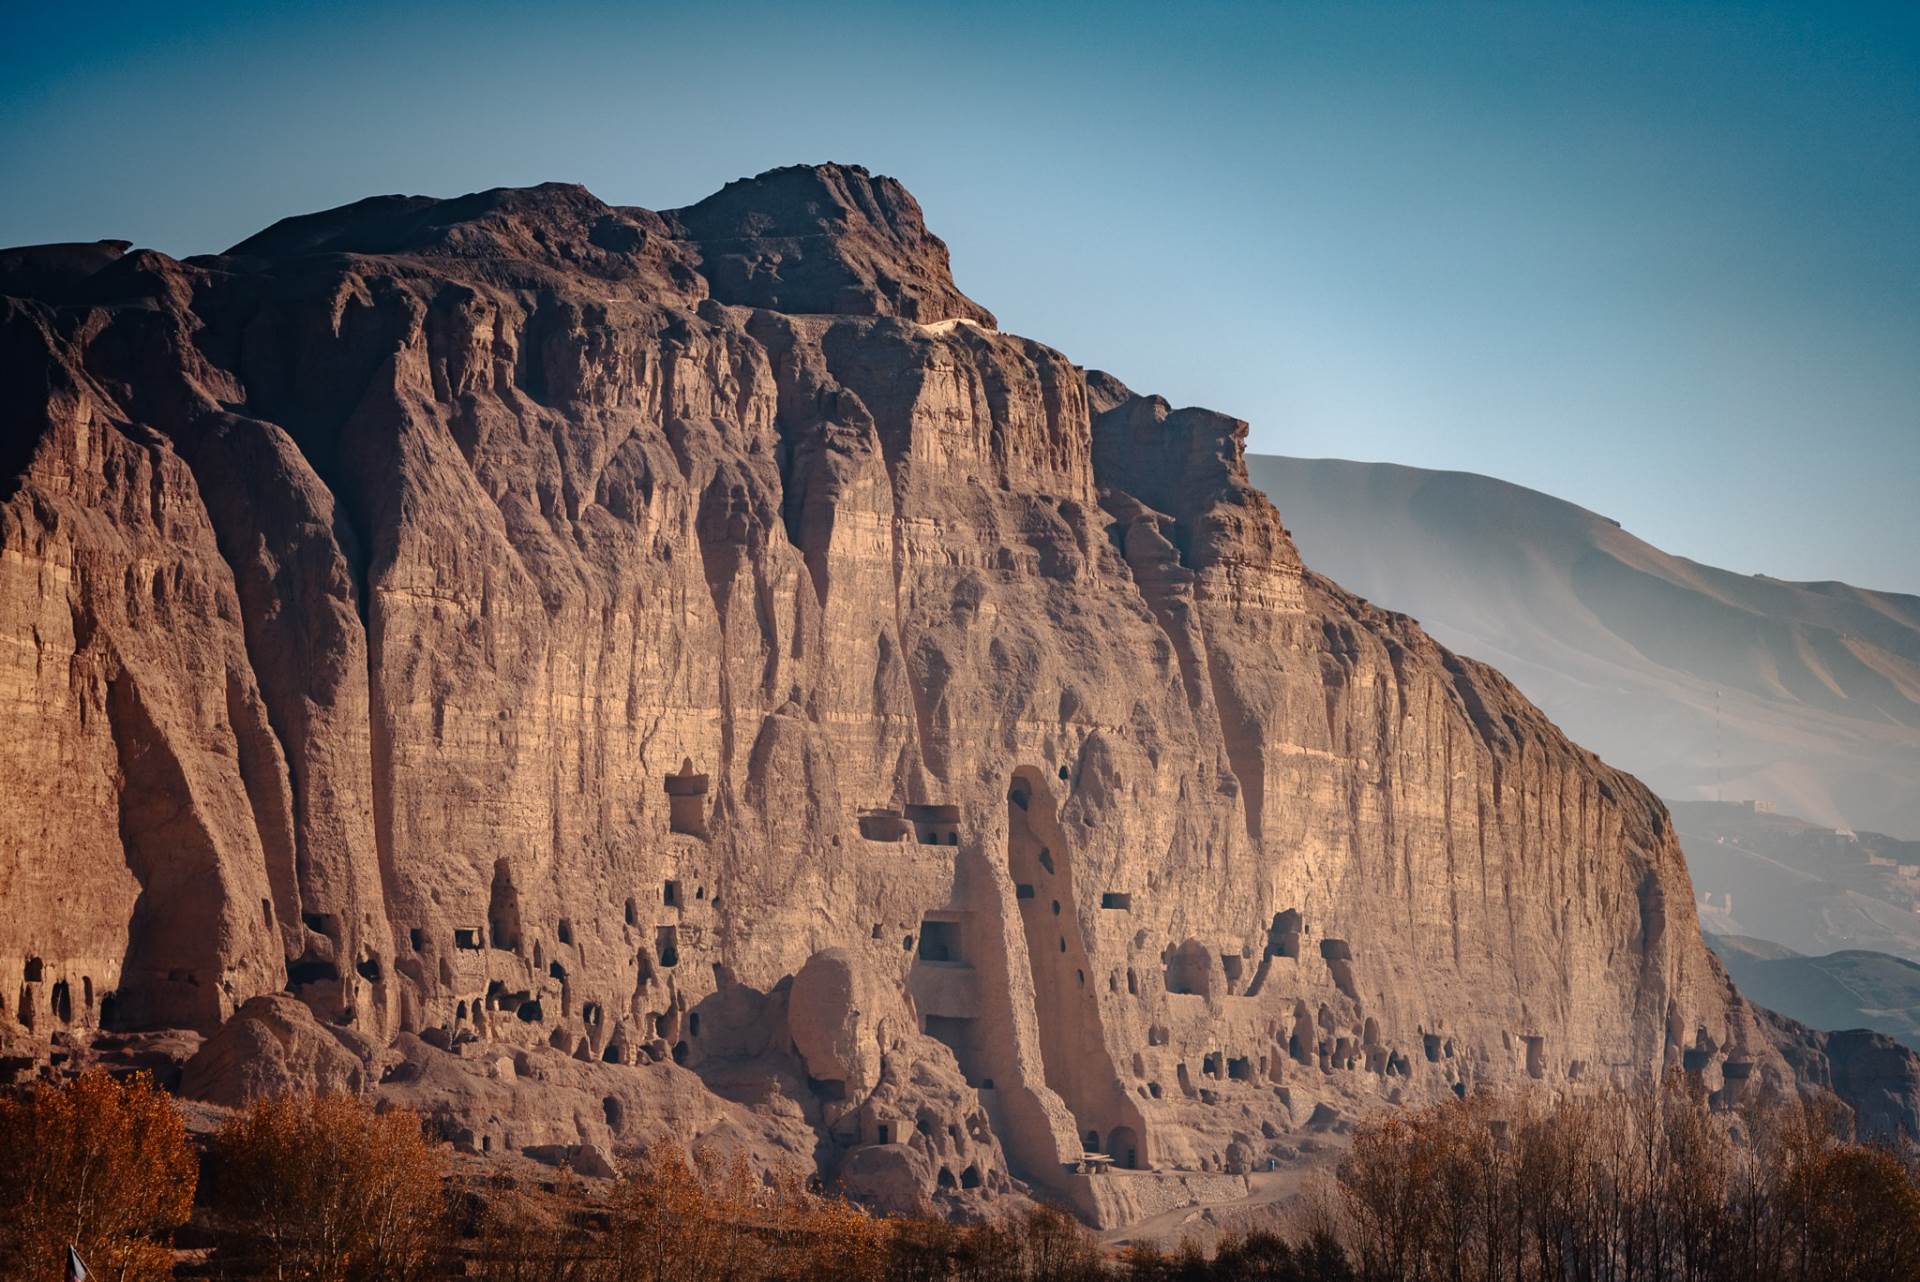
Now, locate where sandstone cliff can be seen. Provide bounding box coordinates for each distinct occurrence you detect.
[1,164,1911,1225]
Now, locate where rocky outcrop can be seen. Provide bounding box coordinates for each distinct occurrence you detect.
[0,165,1912,1225]
[667,164,995,326]
[179,994,373,1106]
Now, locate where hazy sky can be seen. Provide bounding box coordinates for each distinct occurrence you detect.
[4,1,1916,593]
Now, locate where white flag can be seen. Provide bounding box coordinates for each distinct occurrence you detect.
[66,1245,89,1282]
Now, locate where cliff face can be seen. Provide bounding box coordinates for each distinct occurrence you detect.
[1,165,1910,1222]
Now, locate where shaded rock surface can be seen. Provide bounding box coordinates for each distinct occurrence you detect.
[1,165,1914,1225]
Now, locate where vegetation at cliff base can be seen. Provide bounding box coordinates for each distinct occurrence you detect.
[0,1071,1917,1280]
[0,1069,196,1282]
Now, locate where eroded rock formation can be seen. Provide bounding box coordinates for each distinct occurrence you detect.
[1,164,1912,1225]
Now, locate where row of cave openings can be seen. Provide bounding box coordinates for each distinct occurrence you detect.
[295,760,717,1047]
[282,760,714,1024]
[867,1107,997,1194]
[1156,1006,1425,1105]
[6,957,112,1037]
[435,856,702,1043]
[1158,911,1358,1004]
[855,765,1082,850]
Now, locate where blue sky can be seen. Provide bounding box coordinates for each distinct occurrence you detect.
[4,1,1916,592]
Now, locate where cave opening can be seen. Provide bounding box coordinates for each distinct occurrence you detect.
[665,759,710,837]
[488,860,522,953]
[916,918,964,964]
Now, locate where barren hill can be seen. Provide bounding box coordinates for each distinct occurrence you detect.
[1246,456,1920,841]
[1708,934,1920,1053]
[1677,800,1920,964]
[1,168,1913,1228]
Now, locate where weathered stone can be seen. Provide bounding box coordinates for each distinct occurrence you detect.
[790,948,890,1095]
[1,165,1914,1233]
[178,995,370,1106]
[839,1142,934,1216]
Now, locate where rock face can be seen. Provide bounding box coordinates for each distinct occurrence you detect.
[0,164,1912,1223]
[179,994,373,1106]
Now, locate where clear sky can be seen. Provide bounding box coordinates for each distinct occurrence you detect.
[4,1,1916,593]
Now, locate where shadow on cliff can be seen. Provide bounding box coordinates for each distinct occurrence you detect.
[104,671,233,1031]
[679,977,840,1173]
[0,304,57,508]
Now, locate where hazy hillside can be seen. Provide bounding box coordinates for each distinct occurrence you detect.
[1708,933,1920,1052]
[1675,800,1920,963]
[1248,456,1920,839]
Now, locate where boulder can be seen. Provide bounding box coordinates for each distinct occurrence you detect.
[179,995,370,1105]
[839,1143,934,1216]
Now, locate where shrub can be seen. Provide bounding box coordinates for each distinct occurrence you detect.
[467,1175,602,1282]
[0,1068,196,1282]
[210,1092,446,1282]
[1117,1226,1354,1281]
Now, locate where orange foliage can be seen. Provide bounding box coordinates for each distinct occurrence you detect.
[599,1144,888,1282]
[1339,1078,1920,1282]
[0,1069,196,1282]
[210,1092,446,1282]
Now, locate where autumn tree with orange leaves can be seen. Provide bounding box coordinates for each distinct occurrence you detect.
[209,1092,447,1282]
[0,1069,196,1282]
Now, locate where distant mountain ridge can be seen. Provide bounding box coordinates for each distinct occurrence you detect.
[1708,934,1920,1053]
[1247,456,1920,839]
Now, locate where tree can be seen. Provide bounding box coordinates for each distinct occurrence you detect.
[603,1144,746,1282]
[1018,1204,1109,1282]
[1338,1076,1920,1282]
[0,1069,196,1282]
[467,1173,604,1282]
[210,1092,447,1282]
[1777,1142,1920,1282]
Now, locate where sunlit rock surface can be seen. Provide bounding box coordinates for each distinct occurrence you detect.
[2,164,1913,1225]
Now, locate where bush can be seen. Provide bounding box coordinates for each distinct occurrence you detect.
[468,1175,603,1282]
[0,1069,196,1282]
[1121,1226,1354,1281]
[593,1145,879,1281]
[210,1092,446,1282]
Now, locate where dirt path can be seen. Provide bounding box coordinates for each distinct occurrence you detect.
[1100,1167,1320,1248]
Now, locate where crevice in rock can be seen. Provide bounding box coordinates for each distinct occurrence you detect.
[1204,647,1266,845]
[222,667,301,966]
[105,668,229,1030]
